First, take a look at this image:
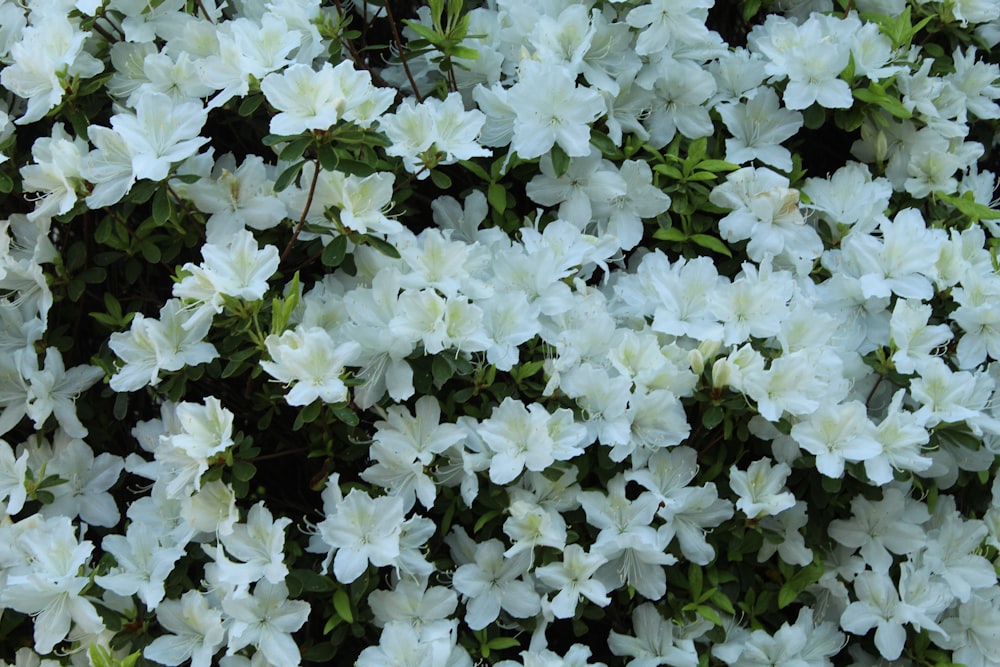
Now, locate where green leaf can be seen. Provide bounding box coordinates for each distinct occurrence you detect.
[695,605,722,626]
[458,159,490,181]
[853,87,912,119]
[0,170,13,194]
[294,400,323,429]
[941,192,1000,221]
[362,234,400,259]
[450,45,481,61]
[238,94,264,117]
[652,227,686,242]
[701,405,724,429]
[432,355,454,386]
[689,564,703,600]
[486,637,520,651]
[303,642,337,662]
[696,159,739,173]
[331,403,359,426]
[690,234,732,257]
[263,133,300,146]
[742,0,762,22]
[487,182,507,214]
[430,169,452,189]
[152,186,171,225]
[140,241,162,263]
[653,164,683,180]
[403,20,444,45]
[274,161,305,192]
[474,509,500,533]
[710,589,736,615]
[322,235,348,267]
[296,569,336,593]
[232,459,256,482]
[803,104,826,130]
[67,278,86,302]
[318,143,340,172]
[590,131,623,160]
[550,143,571,178]
[333,588,354,623]
[279,135,313,162]
[685,137,708,166]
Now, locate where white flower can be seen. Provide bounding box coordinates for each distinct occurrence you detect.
[609,603,700,667]
[22,347,103,439]
[110,91,209,182]
[97,522,186,610]
[317,489,405,583]
[223,580,310,665]
[1,14,103,125]
[791,401,881,478]
[534,544,610,619]
[0,438,28,515]
[730,457,796,519]
[840,570,943,661]
[198,230,280,302]
[261,61,393,135]
[717,88,802,171]
[260,326,361,406]
[506,61,606,159]
[828,487,929,572]
[0,516,105,654]
[451,539,540,630]
[144,590,225,667]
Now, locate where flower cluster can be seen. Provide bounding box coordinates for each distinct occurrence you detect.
[1,0,1000,666]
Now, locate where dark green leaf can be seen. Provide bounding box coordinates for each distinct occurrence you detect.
[331,403,359,426]
[550,143,571,177]
[458,159,490,181]
[317,143,340,172]
[274,161,305,192]
[432,355,454,386]
[430,169,452,189]
[702,405,724,429]
[362,234,400,259]
[321,235,348,267]
[590,131,623,159]
[238,94,264,116]
[152,186,171,225]
[67,278,86,302]
[803,104,826,129]
[279,136,313,162]
[232,460,256,482]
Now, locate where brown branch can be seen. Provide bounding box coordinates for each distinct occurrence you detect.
[382,0,424,102]
[281,159,322,264]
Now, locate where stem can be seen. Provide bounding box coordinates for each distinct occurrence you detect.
[382,0,424,102]
[244,447,311,462]
[193,0,215,21]
[281,159,322,264]
[97,9,126,40]
[89,20,117,43]
[865,373,884,407]
[392,164,429,194]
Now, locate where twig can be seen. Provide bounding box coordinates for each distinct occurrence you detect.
[281,159,322,264]
[382,0,424,102]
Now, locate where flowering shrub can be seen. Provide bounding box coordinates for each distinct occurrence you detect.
[2,0,1000,665]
